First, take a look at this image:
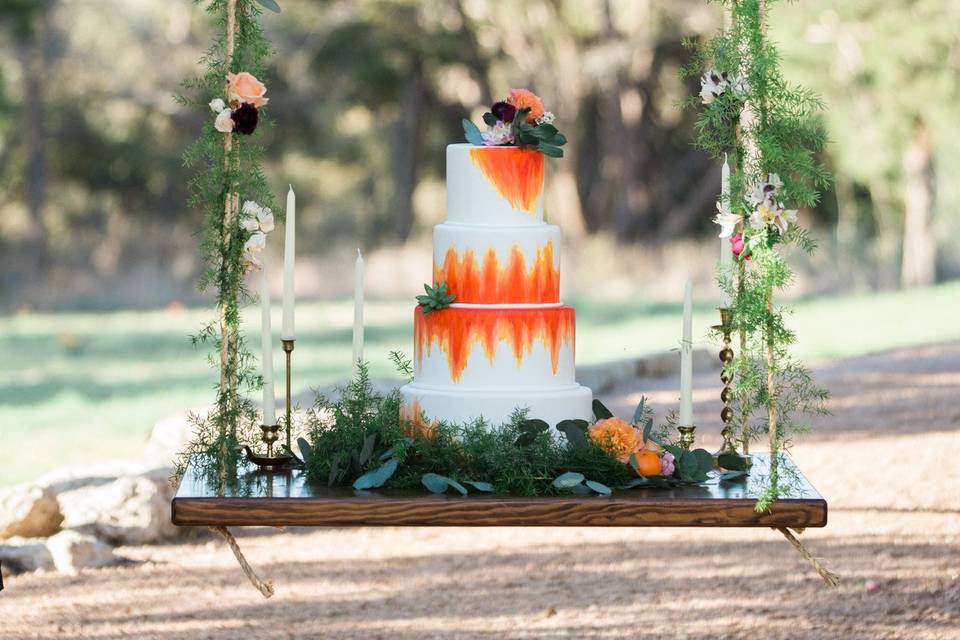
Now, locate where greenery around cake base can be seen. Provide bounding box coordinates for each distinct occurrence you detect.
[299,357,720,497]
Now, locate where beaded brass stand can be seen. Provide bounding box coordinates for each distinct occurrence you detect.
[281,338,295,455]
[714,307,750,467]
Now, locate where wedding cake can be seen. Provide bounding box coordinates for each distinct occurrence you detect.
[400,93,592,429]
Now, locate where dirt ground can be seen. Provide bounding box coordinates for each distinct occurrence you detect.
[2,343,959,640]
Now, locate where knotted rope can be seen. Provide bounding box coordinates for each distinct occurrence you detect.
[210,526,275,598]
[776,526,839,587]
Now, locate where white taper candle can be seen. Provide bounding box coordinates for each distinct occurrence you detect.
[352,248,365,375]
[261,262,276,425]
[281,185,296,339]
[720,155,734,307]
[679,276,694,427]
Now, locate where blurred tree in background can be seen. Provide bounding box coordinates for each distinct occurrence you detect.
[0,0,957,311]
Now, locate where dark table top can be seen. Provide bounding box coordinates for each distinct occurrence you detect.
[172,452,826,528]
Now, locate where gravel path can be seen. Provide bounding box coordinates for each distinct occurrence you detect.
[2,343,959,640]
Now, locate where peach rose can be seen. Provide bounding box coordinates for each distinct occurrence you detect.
[589,417,642,463]
[506,88,545,124]
[226,71,268,108]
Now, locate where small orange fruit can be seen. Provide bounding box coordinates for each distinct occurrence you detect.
[631,450,662,477]
[641,439,664,454]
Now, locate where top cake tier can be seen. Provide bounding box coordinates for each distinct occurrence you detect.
[447,143,545,225]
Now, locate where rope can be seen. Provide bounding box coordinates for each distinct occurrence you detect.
[210,526,275,598]
[776,527,839,587]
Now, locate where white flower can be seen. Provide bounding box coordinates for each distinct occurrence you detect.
[536,111,555,125]
[244,231,266,253]
[749,209,767,230]
[242,200,261,216]
[713,205,741,238]
[209,98,226,113]
[746,173,784,207]
[241,215,260,232]
[481,120,514,146]
[243,252,263,271]
[700,70,729,104]
[214,108,234,133]
[772,206,797,235]
[257,207,275,233]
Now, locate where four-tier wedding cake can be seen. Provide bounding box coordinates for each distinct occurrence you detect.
[400,141,593,428]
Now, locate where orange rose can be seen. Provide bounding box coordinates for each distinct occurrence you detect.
[506,88,545,124]
[589,417,642,463]
[226,71,268,108]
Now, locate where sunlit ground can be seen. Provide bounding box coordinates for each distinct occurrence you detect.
[2,279,959,487]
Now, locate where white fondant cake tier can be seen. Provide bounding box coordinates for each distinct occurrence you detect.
[413,305,576,389]
[446,143,545,226]
[433,222,561,304]
[400,382,592,429]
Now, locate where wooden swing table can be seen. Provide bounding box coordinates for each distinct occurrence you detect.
[173,452,825,529]
[172,452,835,596]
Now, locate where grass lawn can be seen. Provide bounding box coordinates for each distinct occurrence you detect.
[2,279,959,487]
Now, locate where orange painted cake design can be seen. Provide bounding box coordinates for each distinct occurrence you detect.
[434,241,559,304]
[400,399,437,439]
[468,147,544,213]
[414,306,575,383]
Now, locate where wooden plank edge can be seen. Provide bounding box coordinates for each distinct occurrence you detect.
[172,496,827,529]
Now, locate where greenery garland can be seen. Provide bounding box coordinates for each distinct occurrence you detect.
[682,0,830,509]
[173,0,278,485]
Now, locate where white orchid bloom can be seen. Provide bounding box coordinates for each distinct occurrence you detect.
[257,208,275,233]
[244,231,266,253]
[241,215,260,232]
[481,120,514,146]
[242,200,261,216]
[243,252,263,271]
[214,108,234,133]
[713,204,741,238]
[749,208,767,230]
[699,70,729,104]
[536,111,555,125]
[772,206,798,235]
[209,98,226,113]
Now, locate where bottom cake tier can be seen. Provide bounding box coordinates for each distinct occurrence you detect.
[399,381,592,430]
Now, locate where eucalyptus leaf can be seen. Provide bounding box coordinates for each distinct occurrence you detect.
[538,143,564,158]
[512,106,531,127]
[482,112,498,127]
[677,452,698,482]
[618,478,648,490]
[531,123,558,138]
[718,453,749,471]
[552,471,585,489]
[585,480,612,496]
[632,397,646,425]
[352,458,398,490]
[642,418,654,444]
[462,118,484,145]
[421,473,468,495]
[547,133,568,146]
[592,399,614,420]
[570,483,592,495]
[719,470,748,482]
[556,419,589,448]
[516,418,550,446]
[327,456,341,488]
[253,0,281,12]
[358,433,377,467]
[689,449,715,477]
[464,480,494,492]
[296,437,313,464]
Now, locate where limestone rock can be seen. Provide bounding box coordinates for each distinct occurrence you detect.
[0,484,63,539]
[0,538,54,575]
[57,468,178,545]
[45,530,116,575]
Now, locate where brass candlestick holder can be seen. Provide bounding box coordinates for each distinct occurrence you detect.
[677,424,697,449]
[713,307,749,467]
[282,338,295,456]
[243,423,300,472]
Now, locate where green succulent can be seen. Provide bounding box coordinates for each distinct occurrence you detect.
[416,282,456,314]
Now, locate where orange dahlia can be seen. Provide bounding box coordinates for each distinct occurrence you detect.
[506,88,545,124]
[588,417,642,463]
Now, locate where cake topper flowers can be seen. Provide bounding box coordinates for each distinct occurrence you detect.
[210,71,269,135]
[462,88,568,157]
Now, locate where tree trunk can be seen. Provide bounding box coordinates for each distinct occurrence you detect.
[390,57,424,241]
[17,4,51,274]
[900,121,936,288]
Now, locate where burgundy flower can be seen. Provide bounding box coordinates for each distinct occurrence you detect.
[491,101,516,123]
[231,103,259,135]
